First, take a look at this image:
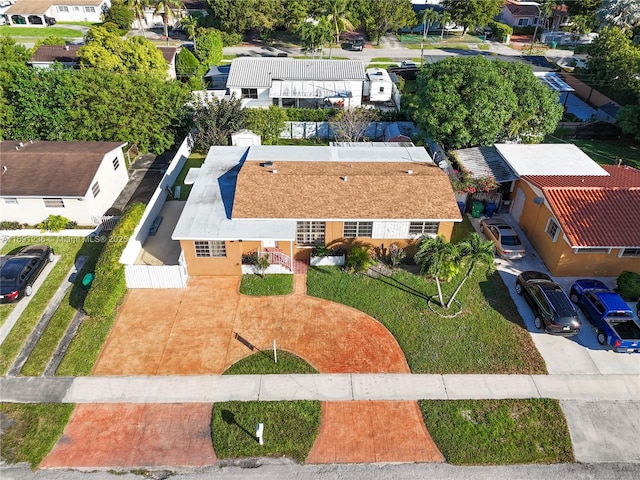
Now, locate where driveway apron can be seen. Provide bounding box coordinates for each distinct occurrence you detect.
[42,276,443,467]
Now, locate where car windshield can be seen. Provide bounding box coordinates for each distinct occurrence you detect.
[0,258,28,284]
[501,235,522,246]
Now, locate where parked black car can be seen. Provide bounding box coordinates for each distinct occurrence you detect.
[0,244,54,303]
[515,271,581,335]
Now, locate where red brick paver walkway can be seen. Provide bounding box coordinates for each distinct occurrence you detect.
[42,275,443,468]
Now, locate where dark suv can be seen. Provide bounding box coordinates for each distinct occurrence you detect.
[515,271,581,335]
[350,37,365,51]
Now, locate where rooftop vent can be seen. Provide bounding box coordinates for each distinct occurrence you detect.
[342,176,348,182]
[18,142,24,147]
[271,169,278,174]
[407,169,413,175]
[262,161,274,167]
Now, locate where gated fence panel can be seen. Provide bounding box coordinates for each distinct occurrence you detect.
[125,264,187,288]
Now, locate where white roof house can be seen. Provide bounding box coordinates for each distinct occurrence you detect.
[226,58,366,109]
[3,0,109,25]
[364,68,393,103]
[495,144,610,176]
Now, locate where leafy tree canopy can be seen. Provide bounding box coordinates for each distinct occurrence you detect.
[245,105,288,145]
[413,56,562,148]
[206,0,285,34]
[366,0,416,44]
[0,35,30,64]
[194,28,223,68]
[597,0,640,30]
[442,0,503,34]
[176,47,202,78]
[104,0,134,30]
[192,96,246,151]
[617,99,640,141]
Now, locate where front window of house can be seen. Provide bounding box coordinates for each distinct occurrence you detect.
[620,248,640,258]
[194,240,226,258]
[573,247,610,254]
[241,88,258,99]
[44,198,65,208]
[296,221,325,245]
[409,222,439,236]
[343,221,373,238]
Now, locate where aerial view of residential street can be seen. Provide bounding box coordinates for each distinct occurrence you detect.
[1,0,639,479]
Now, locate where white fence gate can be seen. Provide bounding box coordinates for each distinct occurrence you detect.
[125,264,188,288]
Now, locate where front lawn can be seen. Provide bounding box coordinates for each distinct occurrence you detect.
[420,399,574,465]
[307,266,546,374]
[224,350,318,375]
[0,26,84,38]
[239,274,293,296]
[0,403,74,468]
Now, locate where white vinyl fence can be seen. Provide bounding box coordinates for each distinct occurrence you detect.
[280,121,418,140]
[124,264,188,288]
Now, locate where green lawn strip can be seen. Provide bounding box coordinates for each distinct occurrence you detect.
[0,302,17,327]
[0,237,86,375]
[370,57,394,62]
[366,63,397,70]
[420,399,574,465]
[0,26,84,37]
[211,400,321,463]
[277,138,331,146]
[450,214,475,244]
[239,274,294,296]
[56,21,96,27]
[171,153,205,200]
[307,266,545,374]
[0,403,74,468]
[224,350,318,375]
[546,135,640,170]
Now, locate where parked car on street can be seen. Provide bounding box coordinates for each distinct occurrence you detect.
[480,219,526,259]
[350,36,365,51]
[569,279,640,353]
[515,271,581,335]
[0,244,54,303]
[400,60,417,68]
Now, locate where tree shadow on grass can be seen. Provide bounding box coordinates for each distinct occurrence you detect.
[367,267,431,301]
[478,270,529,330]
[220,409,258,443]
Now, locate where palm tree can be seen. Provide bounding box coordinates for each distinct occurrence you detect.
[181,14,198,50]
[439,11,452,39]
[325,0,354,45]
[445,233,495,309]
[422,8,439,40]
[127,0,148,35]
[153,0,184,46]
[414,235,460,308]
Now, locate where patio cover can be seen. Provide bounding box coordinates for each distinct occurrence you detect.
[269,80,352,99]
[453,146,519,183]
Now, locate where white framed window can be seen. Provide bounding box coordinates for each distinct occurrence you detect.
[91,182,100,197]
[573,247,610,254]
[3,198,18,205]
[518,18,529,26]
[241,88,258,99]
[44,198,65,208]
[112,156,120,170]
[409,221,439,236]
[74,6,80,11]
[296,221,325,245]
[84,6,95,13]
[343,221,373,238]
[379,86,384,92]
[57,6,69,12]
[194,240,226,258]
[620,248,640,258]
[545,218,560,242]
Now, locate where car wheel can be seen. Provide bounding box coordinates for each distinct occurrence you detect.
[48,251,54,262]
[569,292,579,304]
[534,316,543,330]
[515,283,522,295]
[25,285,32,296]
[596,330,607,345]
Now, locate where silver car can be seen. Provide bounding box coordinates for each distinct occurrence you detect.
[480,220,526,259]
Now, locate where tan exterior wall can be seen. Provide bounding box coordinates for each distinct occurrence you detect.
[181,240,243,276]
[515,180,640,277]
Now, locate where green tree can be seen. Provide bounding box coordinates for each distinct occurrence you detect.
[421,8,439,39]
[297,16,333,58]
[0,35,30,64]
[104,0,134,30]
[126,0,148,34]
[325,0,354,44]
[32,36,67,49]
[439,11,452,38]
[153,0,184,45]
[413,56,562,148]
[175,46,202,79]
[206,0,285,35]
[284,0,311,31]
[192,96,246,150]
[367,0,415,45]
[442,0,503,34]
[245,105,287,144]
[414,235,459,309]
[181,14,199,49]
[617,99,640,141]
[444,233,495,309]
[194,28,223,67]
[597,0,640,29]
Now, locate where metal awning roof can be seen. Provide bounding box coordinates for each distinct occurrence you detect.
[534,72,575,93]
[453,146,519,183]
[269,80,352,99]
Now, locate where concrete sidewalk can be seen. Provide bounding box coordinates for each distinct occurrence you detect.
[2,373,639,403]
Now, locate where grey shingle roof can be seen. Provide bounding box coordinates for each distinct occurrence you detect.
[227,58,366,88]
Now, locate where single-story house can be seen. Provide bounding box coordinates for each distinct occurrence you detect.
[496,144,640,277]
[497,1,543,28]
[172,145,462,276]
[132,0,206,30]
[3,0,109,25]
[0,140,129,226]
[226,58,366,109]
[28,44,179,78]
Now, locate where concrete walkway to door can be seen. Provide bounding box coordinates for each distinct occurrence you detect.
[41,275,444,468]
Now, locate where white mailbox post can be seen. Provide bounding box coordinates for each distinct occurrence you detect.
[256,423,264,445]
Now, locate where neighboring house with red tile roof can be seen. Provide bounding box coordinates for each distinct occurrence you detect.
[496,145,640,277]
[497,1,543,28]
[0,140,128,226]
[3,0,109,26]
[172,145,462,276]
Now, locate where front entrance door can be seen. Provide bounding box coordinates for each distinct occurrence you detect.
[263,240,277,248]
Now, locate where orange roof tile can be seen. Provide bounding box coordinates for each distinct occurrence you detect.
[232,161,462,221]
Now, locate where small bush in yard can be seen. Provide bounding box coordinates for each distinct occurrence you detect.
[616,271,640,300]
[83,202,145,320]
[345,244,376,274]
[0,221,22,230]
[37,215,71,232]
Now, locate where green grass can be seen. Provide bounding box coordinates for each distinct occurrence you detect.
[57,21,96,27]
[420,399,574,465]
[0,237,101,375]
[277,138,331,146]
[307,264,546,374]
[450,215,475,244]
[370,57,394,62]
[211,400,321,463]
[239,274,294,296]
[0,403,74,468]
[171,153,205,200]
[0,26,84,38]
[224,350,318,375]
[546,135,640,171]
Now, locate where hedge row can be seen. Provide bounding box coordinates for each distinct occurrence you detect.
[83,202,146,320]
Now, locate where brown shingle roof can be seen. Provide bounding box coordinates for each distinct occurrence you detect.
[157,46,178,64]
[524,166,640,248]
[30,45,80,64]
[232,161,462,220]
[0,141,126,197]
[7,0,103,15]
[506,0,540,17]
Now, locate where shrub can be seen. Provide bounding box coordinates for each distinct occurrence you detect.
[285,108,336,122]
[220,31,242,47]
[101,21,121,33]
[513,25,536,35]
[176,47,202,78]
[387,243,406,267]
[103,0,134,30]
[489,21,513,42]
[0,221,22,230]
[616,271,640,300]
[37,215,71,232]
[83,203,145,320]
[345,244,376,274]
[255,253,270,277]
